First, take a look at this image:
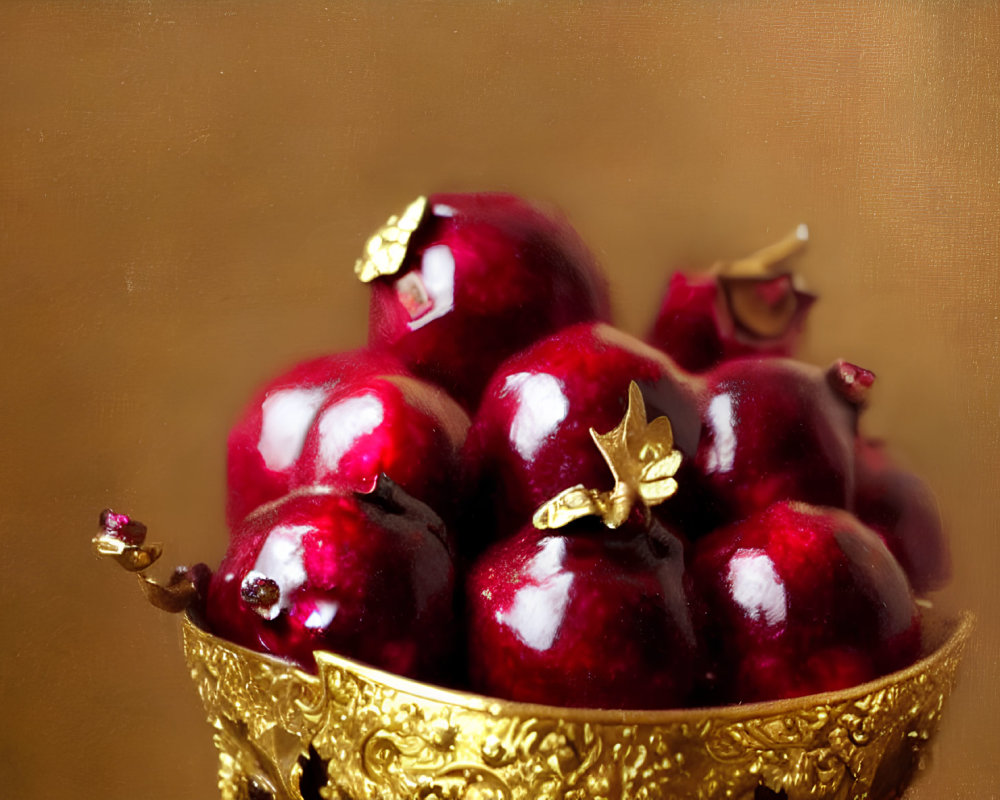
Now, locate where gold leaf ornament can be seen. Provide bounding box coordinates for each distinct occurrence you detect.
[92,513,200,614]
[533,382,682,530]
[354,195,429,283]
[92,531,163,572]
[531,485,605,531]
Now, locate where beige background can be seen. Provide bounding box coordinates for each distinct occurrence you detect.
[1,3,997,797]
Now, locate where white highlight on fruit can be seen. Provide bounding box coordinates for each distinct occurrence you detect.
[705,393,736,474]
[248,524,312,620]
[258,387,330,471]
[315,393,385,470]
[503,372,569,462]
[727,550,787,627]
[304,600,340,630]
[407,244,455,331]
[499,537,572,652]
[432,203,457,217]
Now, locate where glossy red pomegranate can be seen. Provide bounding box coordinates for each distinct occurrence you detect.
[689,500,921,703]
[226,350,469,534]
[225,349,404,529]
[206,481,456,678]
[692,357,867,523]
[361,193,611,410]
[466,514,701,709]
[294,371,470,532]
[463,322,708,551]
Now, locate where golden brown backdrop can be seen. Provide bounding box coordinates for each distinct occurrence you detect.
[1,2,997,797]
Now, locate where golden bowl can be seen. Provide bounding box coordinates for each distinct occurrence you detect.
[181,608,973,800]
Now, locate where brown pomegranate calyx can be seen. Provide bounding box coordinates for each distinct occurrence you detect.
[714,225,815,340]
[240,574,281,610]
[533,382,682,530]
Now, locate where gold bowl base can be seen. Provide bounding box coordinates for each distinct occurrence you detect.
[182,609,973,800]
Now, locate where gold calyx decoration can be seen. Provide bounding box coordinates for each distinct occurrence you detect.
[137,567,200,613]
[354,195,429,283]
[713,224,813,340]
[92,510,199,613]
[533,382,682,531]
[93,532,163,572]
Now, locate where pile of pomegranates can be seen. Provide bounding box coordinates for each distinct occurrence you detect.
[108,193,950,710]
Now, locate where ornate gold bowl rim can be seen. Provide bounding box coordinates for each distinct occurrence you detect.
[183,608,973,800]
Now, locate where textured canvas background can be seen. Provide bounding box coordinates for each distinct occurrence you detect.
[1,3,997,797]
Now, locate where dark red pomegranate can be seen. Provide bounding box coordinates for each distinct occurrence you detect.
[689,500,921,703]
[225,349,404,529]
[360,193,611,410]
[692,357,868,523]
[206,481,456,679]
[466,512,700,709]
[463,322,707,551]
[853,437,950,594]
[227,351,469,534]
[294,371,469,532]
